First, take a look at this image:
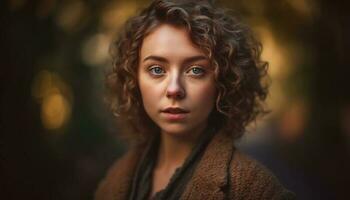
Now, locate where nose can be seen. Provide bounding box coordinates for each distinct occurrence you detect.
[166,73,185,99]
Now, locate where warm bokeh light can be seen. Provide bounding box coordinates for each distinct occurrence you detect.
[256,26,291,117]
[258,27,291,79]
[41,92,71,130]
[286,0,318,19]
[56,0,88,33]
[32,70,73,130]
[279,100,309,142]
[100,1,140,32]
[82,33,111,67]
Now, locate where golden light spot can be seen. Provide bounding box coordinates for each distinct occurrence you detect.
[82,33,111,66]
[254,26,297,117]
[32,70,73,130]
[100,1,139,32]
[257,27,290,79]
[56,0,88,32]
[41,93,71,130]
[286,0,319,19]
[279,100,308,141]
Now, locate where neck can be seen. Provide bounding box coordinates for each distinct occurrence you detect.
[156,124,206,171]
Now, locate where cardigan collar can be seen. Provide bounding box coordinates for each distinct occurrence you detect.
[180,131,234,200]
[111,131,235,200]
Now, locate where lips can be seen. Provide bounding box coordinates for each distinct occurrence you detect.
[161,107,189,114]
[161,107,189,121]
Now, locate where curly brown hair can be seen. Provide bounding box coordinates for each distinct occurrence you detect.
[106,0,268,143]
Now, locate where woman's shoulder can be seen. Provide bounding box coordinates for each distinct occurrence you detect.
[95,146,143,200]
[229,150,296,199]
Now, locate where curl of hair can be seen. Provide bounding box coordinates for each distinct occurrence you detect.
[106,0,269,142]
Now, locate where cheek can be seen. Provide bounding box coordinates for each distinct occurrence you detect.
[189,81,217,110]
[139,79,162,111]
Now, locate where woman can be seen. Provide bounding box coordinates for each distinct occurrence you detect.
[96,0,295,199]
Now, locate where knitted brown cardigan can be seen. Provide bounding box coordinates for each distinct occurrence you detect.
[95,132,295,200]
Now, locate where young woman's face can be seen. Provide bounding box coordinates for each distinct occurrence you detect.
[138,24,217,137]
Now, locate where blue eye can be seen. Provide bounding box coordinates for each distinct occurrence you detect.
[149,66,165,76]
[188,67,205,76]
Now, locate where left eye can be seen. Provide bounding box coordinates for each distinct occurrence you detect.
[187,67,205,75]
[149,66,165,76]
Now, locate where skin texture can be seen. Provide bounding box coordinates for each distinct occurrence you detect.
[137,24,217,196]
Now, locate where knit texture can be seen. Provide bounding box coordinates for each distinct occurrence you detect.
[95,132,296,200]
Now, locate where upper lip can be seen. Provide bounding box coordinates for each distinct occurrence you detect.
[161,107,189,114]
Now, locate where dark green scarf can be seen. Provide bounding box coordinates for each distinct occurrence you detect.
[128,128,215,200]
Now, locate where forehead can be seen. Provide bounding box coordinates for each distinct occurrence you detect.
[140,24,206,60]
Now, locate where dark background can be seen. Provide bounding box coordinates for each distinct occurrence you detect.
[1,0,349,199]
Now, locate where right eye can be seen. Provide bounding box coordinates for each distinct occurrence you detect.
[148,65,165,76]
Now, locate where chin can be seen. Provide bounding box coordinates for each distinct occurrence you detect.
[158,123,194,136]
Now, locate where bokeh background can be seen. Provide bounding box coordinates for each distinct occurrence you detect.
[1,0,349,199]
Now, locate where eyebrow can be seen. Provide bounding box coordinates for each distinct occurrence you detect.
[142,55,208,64]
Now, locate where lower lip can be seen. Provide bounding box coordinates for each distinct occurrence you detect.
[161,112,188,120]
